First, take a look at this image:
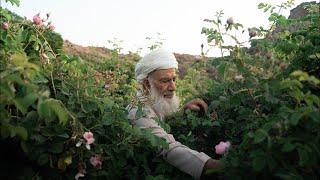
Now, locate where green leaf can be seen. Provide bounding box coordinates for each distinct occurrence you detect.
[289,113,303,125]
[20,141,29,153]
[254,129,268,143]
[252,154,266,171]
[102,114,113,126]
[5,73,24,85]
[5,0,20,6]
[308,111,320,122]
[57,133,69,139]
[11,53,39,70]
[11,53,27,67]
[48,142,64,153]
[217,62,227,79]
[0,123,12,138]
[142,130,169,150]
[0,109,10,123]
[37,153,49,165]
[38,99,69,125]
[0,83,14,99]
[209,100,220,109]
[14,126,28,140]
[305,94,320,107]
[13,93,38,114]
[298,147,309,166]
[282,142,296,152]
[212,121,221,126]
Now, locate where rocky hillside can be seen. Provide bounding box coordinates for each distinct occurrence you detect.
[63,40,210,78]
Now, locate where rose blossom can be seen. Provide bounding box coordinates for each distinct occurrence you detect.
[83,132,95,144]
[90,155,102,168]
[49,24,55,31]
[33,14,42,25]
[215,141,231,155]
[2,22,9,30]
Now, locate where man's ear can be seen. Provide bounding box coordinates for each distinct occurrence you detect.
[143,78,151,92]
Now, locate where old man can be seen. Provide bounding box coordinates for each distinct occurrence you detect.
[127,48,220,179]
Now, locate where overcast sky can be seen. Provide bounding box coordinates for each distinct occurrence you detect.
[1,0,314,56]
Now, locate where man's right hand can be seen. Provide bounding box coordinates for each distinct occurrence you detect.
[183,98,208,115]
[201,158,223,180]
[204,158,221,169]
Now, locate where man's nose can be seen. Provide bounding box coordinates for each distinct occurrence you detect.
[168,80,176,91]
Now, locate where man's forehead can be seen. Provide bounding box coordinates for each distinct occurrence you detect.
[151,68,176,78]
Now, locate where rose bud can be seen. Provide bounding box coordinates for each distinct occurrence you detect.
[227,17,234,25]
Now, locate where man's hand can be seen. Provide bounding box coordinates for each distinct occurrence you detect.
[183,98,208,115]
[201,158,223,180]
[204,158,221,169]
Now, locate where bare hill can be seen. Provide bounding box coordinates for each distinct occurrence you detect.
[63,40,211,78]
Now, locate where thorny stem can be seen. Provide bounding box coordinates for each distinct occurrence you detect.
[77,78,80,103]
[32,23,59,98]
[216,21,224,57]
[32,24,57,58]
[247,89,260,112]
[268,2,286,32]
[51,71,57,98]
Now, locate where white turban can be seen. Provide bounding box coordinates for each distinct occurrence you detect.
[135,48,178,83]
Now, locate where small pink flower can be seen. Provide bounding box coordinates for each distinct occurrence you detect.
[33,14,42,25]
[215,141,231,155]
[83,132,95,145]
[90,155,102,168]
[2,22,9,30]
[49,24,55,31]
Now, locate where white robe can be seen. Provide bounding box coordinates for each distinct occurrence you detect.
[127,104,210,179]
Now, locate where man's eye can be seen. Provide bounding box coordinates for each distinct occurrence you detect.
[160,78,176,83]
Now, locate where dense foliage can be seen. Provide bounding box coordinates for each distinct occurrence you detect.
[0,2,178,179]
[1,0,319,179]
[170,1,320,179]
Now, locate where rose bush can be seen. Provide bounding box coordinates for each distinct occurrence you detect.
[1,0,319,179]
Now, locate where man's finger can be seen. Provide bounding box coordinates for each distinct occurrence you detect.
[186,104,201,111]
[194,100,208,114]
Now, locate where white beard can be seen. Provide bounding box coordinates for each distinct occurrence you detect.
[149,83,180,119]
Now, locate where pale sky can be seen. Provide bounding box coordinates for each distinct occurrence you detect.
[1,0,315,56]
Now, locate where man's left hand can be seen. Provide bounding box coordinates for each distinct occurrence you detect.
[183,98,208,115]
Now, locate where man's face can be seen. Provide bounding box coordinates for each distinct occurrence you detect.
[148,68,177,99]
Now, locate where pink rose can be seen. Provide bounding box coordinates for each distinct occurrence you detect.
[2,22,9,30]
[90,155,102,168]
[49,24,55,31]
[83,132,95,144]
[215,141,231,155]
[33,14,42,25]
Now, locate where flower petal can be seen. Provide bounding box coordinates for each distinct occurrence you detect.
[76,141,83,147]
[75,172,85,180]
[85,143,91,150]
